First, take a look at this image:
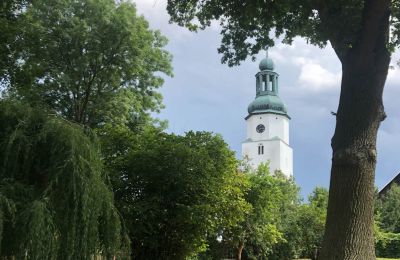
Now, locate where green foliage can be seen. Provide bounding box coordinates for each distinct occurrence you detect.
[167,1,396,257]
[166,0,371,65]
[0,101,125,259]
[0,0,30,77]
[391,1,400,50]
[269,187,328,260]
[166,0,400,75]
[375,185,400,258]
[108,130,249,259]
[379,184,400,233]
[308,187,329,209]
[4,0,172,126]
[242,165,300,259]
[2,0,175,258]
[202,163,300,260]
[376,231,400,258]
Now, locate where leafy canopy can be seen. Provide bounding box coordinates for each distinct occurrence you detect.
[0,0,30,78]
[242,165,299,259]
[204,163,300,260]
[378,184,400,233]
[167,0,400,65]
[4,0,172,127]
[109,130,250,259]
[0,101,125,259]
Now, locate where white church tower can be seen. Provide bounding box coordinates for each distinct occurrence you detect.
[242,52,293,177]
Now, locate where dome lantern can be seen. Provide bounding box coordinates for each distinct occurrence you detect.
[248,51,289,118]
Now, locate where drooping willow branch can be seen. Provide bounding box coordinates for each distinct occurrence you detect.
[0,101,128,259]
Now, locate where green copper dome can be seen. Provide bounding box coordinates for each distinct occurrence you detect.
[247,93,288,116]
[259,57,274,71]
[246,50,289,119]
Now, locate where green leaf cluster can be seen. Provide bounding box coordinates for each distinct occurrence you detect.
[106,130,249,259]
[4,0,172,127]
[201,163,300,260]
[241,166,299,259]
[375,231,400,258]
[0,101,125,259]
[375,184,400,258]
[1,0,178,258]
[378,184,400,233]
[167,0,370,65]
[0,0,30,77]
[271,187,328,260]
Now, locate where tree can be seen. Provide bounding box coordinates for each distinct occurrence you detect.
[166,1,399,258]
[378,184,400,233]
[3,0,172,127]
[0,0,29,79]
[109,131,250,259]
[295,187,328,259]
[240,166,299,260]
[268,187,327,260]
[374,186,400,258]
[204,164,299,260]
[0,100,126,259]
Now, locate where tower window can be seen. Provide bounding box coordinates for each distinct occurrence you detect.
[258,144,264,155]
[267,78,273,91]
[263,75,267,91]
[269,75,274,91]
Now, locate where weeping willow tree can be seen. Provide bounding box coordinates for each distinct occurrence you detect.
[0,101,128,259]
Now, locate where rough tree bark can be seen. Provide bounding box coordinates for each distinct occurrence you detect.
[318,0,391,259]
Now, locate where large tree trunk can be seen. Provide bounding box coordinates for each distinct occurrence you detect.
[318,1,391,258]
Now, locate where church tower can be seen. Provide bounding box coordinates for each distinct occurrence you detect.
[242,52,293,177]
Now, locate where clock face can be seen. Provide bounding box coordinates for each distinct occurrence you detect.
[256,124,265,133]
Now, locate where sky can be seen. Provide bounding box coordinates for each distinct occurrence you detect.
[135,0,400,198]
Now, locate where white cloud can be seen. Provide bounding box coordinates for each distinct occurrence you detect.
[209,20,222,31]
[133,0,194,40]
[274,38,314,57]
[293,57,341,92]
[268,49,286,64]
[387,67,400,85]
[133,0,222,40]
[386,50,400,87]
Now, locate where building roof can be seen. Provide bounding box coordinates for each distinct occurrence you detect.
[246,53,289,118]
[259,56,275,71]
[247,93,288,116]
[379,172,400,197]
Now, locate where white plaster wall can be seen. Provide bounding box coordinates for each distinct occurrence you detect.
[279,142,293,177]
[245,114,289,144]
[242,138,293,178]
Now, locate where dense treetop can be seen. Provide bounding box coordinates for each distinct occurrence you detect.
[3,0,172,127]
[108,130,250,259]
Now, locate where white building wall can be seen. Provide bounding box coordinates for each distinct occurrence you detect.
[279,141,293,176]
[245,114,289,144]
[242,113,292,178]
[242,139,293,178]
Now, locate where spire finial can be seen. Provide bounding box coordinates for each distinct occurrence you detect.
[259,47,274,71]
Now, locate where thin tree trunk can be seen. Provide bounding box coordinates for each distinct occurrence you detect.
[318,5,391,257]
[236,241,244,260]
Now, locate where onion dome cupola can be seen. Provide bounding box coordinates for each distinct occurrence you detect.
[247,51,289,118]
